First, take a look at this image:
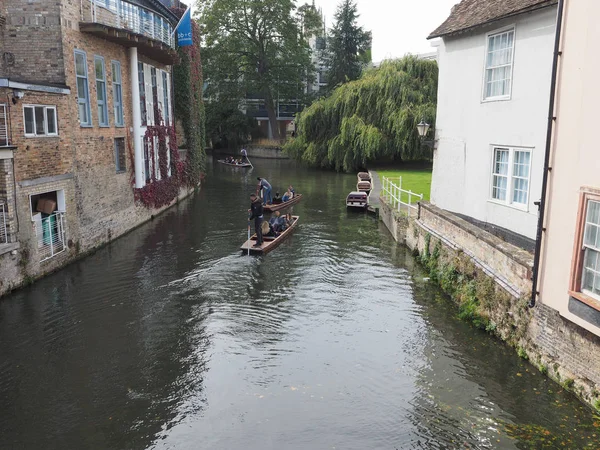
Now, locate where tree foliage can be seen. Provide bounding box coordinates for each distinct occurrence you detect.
[198,0,315,140]
[284,56,438,172]
[326,0,371,89]
[205,102,256,148]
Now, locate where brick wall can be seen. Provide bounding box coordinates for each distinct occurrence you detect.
[0,88,74,182]
[379,197,600,409]
[1,0,65,84]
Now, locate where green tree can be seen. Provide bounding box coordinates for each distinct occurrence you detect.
[205,102,256,148]
[326,0,371,89]
[198,0,315,140]
[284,56,438,172]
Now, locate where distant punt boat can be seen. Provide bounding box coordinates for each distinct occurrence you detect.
[240,216,300,254]
[357,180,372,193]
[217,160,252,168]
[263,194,303,212]
[357,172,371,182]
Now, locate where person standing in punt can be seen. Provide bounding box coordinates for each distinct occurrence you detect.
[257,177,273,205]
[248,193,264,247]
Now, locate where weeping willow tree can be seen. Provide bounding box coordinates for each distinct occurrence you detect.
[285,56,438,172]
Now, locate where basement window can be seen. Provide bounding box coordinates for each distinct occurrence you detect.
[24,105,58,137]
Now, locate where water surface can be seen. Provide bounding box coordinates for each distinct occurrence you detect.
[0,157,597,449]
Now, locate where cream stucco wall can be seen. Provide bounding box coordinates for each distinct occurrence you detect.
[431,8,557,240]
[538,0,600,336]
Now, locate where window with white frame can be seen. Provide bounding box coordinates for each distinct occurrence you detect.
[95,56,109,127]
[112,61,124,127]
[570,193,600,310]
[484,28,515,100]
[582,200,600,298]
[491,147,531,207]
[24,105,58,137]
[75,50,92,126]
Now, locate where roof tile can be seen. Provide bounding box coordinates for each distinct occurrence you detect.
[429,0,557,39]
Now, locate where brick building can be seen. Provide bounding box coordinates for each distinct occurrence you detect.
[0,0,189,296]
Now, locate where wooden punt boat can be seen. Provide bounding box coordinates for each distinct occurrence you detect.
[263,194,303,212]
[346,191,368,209]
[357,180,371,192]
[241,216,300,254]
[357,172,371,182]
[217,160,252,168]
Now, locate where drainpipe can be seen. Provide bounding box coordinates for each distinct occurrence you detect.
[129,47,144,188]
[530,0,565,308]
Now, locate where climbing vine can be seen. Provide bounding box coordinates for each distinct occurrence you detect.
[126,108,186,209]
[172,6,206,185]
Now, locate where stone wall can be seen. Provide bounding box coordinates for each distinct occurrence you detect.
[379,197,600,410]
[1,0,65,84]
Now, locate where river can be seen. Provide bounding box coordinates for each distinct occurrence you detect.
[0,157,598,449]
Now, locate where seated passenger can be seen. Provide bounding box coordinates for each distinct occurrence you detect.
[282,189,293,202]
[272,192,283,204]
[262,220,277,237]
[269,211,285,232]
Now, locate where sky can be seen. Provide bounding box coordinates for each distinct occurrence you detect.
[316,0,458,62]
[192,0,459,63]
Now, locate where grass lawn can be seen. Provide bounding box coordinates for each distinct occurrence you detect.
[375,168,432,202]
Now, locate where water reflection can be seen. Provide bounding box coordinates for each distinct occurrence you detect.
[0,157,597,450]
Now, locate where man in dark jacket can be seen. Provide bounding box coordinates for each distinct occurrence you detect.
[249,193,264,247]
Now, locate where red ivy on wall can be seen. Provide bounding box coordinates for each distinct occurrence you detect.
[127,108,187,209]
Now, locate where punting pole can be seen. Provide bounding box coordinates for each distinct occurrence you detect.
[247,222,251,256]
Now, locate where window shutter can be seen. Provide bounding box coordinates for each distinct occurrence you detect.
[157,69,165,124]
[165,71,172,126]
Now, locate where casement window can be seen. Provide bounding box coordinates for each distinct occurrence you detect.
[114,137,126,173]
[484,28,515,100]
[75,50,92,126]
[491,147,531,208]
[95,56,109,126]
[162,71,170,125]
[570,190,600,311]
[138,62,147,125]
[23,105,58,137]
[112,61,124,127]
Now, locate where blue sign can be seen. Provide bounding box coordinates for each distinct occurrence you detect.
[176,7,193,47]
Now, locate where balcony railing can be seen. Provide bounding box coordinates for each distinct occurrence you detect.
[0,104,10,147]
[34,212,66,261]
[87,0,174,48]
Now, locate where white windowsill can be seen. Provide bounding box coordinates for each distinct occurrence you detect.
[482,95,512,103]
[487,198,529,213]
[24,134,59,138]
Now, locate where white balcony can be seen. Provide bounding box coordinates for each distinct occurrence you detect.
[81,0,178,65]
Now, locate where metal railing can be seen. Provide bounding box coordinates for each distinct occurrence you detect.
[34,212,66,261]
[0,104,10,147]
[0,203,7,244]
[88,0,174,48]
[381,176,423,213]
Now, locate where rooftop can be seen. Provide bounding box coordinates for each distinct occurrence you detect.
[428,0,557,39]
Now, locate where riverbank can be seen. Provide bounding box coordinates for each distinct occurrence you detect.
[376,170,600,412]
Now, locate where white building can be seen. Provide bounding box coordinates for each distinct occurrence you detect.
[428,0,558,243]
